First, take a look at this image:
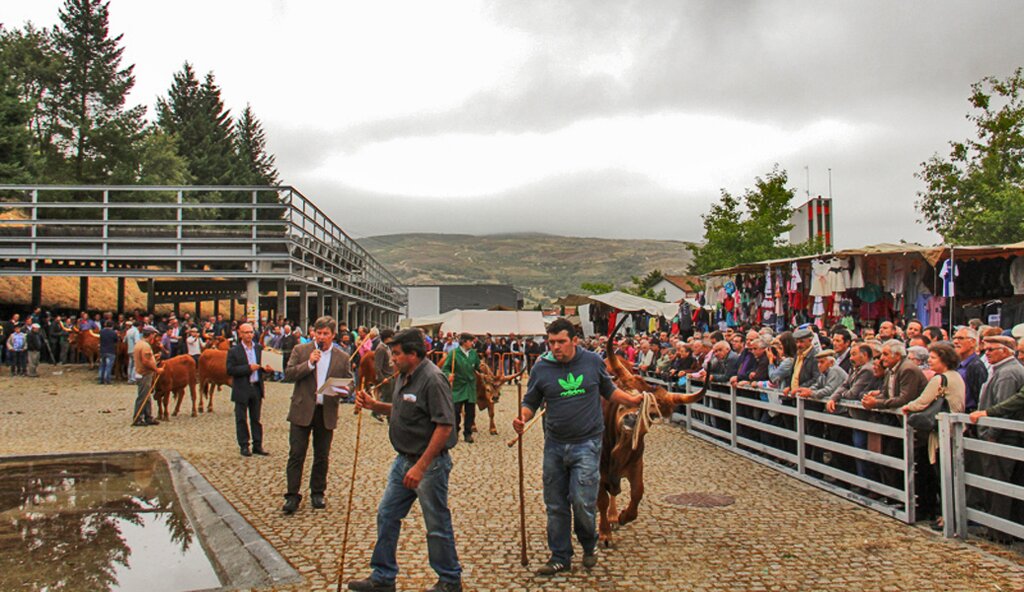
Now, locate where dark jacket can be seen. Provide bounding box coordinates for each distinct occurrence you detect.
[227,342,265,403]
[874,357,928,410]
[709,351,740,383]
[958,353,988,412]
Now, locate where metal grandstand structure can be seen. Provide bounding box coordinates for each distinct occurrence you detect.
[0,185,406,328]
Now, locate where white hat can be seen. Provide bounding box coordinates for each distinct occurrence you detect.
[1012,323,1024,339]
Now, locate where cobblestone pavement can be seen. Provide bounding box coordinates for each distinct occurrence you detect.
[2,366,1022,591]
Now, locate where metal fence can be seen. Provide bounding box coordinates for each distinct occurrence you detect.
[660,377,1024,543]
[939,413,1024,541]
[675,379,919,523]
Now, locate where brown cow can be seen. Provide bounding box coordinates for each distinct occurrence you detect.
[153,354,198,420]
[204,336,232,351]
[597,339,704,547]
[68,327,99,368]
[197,349,231,413]
[357,349,377,391]
[473,361,520,435]
[113,334,129,382]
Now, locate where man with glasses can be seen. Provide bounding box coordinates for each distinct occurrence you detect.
[953,327,988,412]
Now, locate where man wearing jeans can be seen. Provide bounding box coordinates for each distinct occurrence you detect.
[513,318,642,575]
[351,329,462,592]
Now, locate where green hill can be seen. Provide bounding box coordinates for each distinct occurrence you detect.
[358,232,693,306]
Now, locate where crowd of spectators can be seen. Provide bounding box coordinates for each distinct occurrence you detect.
[574,318,1024,540]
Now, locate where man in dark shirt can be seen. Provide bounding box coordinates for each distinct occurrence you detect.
[98,321,118,385]
[513,318,642,575]
[351,329,462,592]
[953,327,987,412]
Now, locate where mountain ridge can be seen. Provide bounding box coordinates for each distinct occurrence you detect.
[358,232,694,306]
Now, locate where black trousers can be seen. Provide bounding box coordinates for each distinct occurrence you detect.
[454,400,475,437]
[234,394,263,451]
[286,405,334,498]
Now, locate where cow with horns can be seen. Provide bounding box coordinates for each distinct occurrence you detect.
[598,337,704,547]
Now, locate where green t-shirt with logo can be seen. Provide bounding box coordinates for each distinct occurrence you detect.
[522,346,616,443]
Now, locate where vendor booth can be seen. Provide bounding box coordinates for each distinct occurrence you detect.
[699,242,1024,333]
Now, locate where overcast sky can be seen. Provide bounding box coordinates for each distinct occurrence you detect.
[4,1,1021,247]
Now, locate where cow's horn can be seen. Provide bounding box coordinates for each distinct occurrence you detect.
[670,384,706,406]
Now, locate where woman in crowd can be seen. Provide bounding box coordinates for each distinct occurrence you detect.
[902,341,965,525]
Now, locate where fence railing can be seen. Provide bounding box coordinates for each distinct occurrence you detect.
[676,379,919,523]
[661,377,1024,544]
[938,413,1024,541]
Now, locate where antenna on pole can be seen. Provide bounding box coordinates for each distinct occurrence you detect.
[828,168,833,199]
[804,166,810,198]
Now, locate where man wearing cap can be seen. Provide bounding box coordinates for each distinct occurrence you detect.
[131,326,164,426]
[438,333,481,443]
[785,328,820,395]
[971,334,1024,539]
[794,350,848,401]
[795,350,848,470]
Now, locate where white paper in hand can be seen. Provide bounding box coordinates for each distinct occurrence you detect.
[317,377,354,398]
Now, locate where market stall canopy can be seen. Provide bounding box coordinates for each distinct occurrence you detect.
[407,309,547,335]
[588,291,680,319]
[704,242,939,276]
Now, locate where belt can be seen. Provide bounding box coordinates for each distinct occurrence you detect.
[401,449,448,463]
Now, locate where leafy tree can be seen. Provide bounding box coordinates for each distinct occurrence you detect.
[0,62,33,183]
[623,269,667,301]
[916,68,1024,245]
[688,166,821,274]
[0,23,62,179]
[48,0,146,183]
[580,270,666,301]
[234,104,279,185]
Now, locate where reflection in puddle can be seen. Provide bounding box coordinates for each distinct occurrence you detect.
[0,452,221,591]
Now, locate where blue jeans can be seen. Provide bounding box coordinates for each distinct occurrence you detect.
[542,436,601,564]
[98,353,115,383]
[370,452,461,584]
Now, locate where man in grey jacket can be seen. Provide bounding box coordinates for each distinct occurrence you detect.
[795,350,848,401]
[973,335,1024,538]
[795,350,848,470]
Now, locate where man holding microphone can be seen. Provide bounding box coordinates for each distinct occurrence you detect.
[282,315,353,514]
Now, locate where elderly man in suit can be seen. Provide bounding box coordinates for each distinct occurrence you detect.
[227,323,273,457]
[282,315,353,514]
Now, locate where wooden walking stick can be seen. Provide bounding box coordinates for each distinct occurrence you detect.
[506,407,547,448]
[516,380,528,566]
[337,385,366,592]
[130,372,161,425]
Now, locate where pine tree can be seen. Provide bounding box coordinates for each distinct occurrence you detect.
[156,64,239,185]
[235,104,280,185]
[49,0,145,183]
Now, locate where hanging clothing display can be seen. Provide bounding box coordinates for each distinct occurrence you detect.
[789,262,802,293]
[1012,256,1024,295]
[809,259,830,297]
[848,256,866,289]
[939,259,959,297]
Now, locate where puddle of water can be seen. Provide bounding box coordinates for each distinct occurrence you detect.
[0,451,221,591]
